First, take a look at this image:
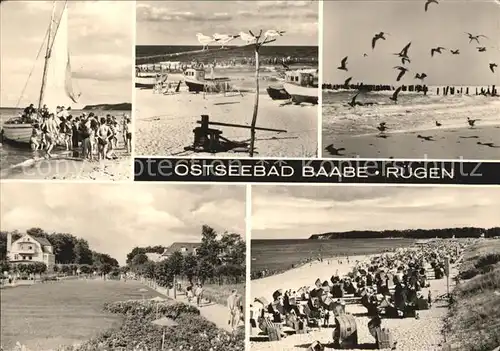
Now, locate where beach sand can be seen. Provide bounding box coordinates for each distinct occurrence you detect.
[250,255,457,351]
[323,125,500,159]
[135,86,318,158]
[0,143,132,180]
[322,92,500,159]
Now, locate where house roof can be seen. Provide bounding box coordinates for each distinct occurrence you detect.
[32,236,52,247]
[161,242,200,256]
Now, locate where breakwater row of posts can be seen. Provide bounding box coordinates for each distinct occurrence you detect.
[323,83,498,96]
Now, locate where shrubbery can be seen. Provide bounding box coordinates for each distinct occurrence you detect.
[67,299,244,351]
[459,252,500,280]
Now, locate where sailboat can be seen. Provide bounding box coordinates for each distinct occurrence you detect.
[1,1,80,145]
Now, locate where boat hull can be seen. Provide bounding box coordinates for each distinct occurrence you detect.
[135,76,157,89]
[267,85,291,100]
[283,83,318,105]
[1,123,32,145]
[184,77,231,93]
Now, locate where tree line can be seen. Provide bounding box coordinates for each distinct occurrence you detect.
[0,228,119,275]
[125,225,245,287]
[309,227,500,240]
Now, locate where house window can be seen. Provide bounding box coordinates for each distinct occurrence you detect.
[22,256,26,260]
[29,257,32,260]
[14,254,19,260]
[181,247,187,252]
[29,246,32,250]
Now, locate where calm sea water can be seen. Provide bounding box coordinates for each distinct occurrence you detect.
[0,108,128,171]
[323,87,500,136]
[251,238,416,274]
[136,45,318,63]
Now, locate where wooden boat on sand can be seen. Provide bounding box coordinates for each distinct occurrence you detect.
[183,68,231,93]
[282,69,318,105]
[266,85,291,100]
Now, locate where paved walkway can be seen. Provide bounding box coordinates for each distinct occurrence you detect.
[144,282,234,332]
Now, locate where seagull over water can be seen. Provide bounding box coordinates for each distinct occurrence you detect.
[337,56,348,71]
[477,47,487,52]
[196,33,218,50]
[372,32,389,49]
[425,0,439,12]
[344,77,353,86]
[451,49,460,55]
[490,63,498,73]
[390,87,402,103]
[415,73,427,81]
[394,42,411,64]
[466,33,488,44]
[394,66,409,81]
[431,47,446,57]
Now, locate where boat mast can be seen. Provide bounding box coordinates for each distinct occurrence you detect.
[37,1,56,112]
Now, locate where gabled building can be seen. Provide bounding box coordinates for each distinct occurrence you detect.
[6,232,55,271]
[159,242,200,261]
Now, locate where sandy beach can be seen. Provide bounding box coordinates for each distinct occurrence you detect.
[322,91,500,159]
[135,73,318,158]
[0,143,131,181]
[250,254,457,351]
[323,125,500,159]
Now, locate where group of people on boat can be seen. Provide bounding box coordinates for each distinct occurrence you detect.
[24,104,132,160]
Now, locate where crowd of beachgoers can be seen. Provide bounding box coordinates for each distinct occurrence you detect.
[18,104,132,160]
[251,239,472,349]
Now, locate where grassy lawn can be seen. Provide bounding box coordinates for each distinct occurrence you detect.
[0,279,163,350]
[445,239,500,351]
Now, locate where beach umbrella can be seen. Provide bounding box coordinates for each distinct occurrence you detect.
[254,296,269,307]
[151,317,179,350]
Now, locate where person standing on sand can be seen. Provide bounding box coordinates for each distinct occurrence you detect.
[44,113,60,158]
[97,117,110,160]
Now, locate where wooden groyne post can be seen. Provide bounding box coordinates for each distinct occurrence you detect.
[249,30,277,157]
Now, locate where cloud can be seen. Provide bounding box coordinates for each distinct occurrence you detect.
[0,183,246,265]
[137,4,232,23]
[252,186,500,239]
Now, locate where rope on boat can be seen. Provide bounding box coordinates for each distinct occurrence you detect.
[15,27,50,108]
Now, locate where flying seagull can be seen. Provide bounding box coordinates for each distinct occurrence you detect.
[466,33,488,44]
[264,30,285,40]
[325,144,346,156]
[477,47,487,52]
[415,73,427,81]
[393,42,411,64]
[239,31,257,45]
[451,49,460,55]
[394,66,409,81]
[372,32,388,49]
[212,33,240,48]
[196,33,218,50]
[436,121,442,126]
[364,53,368,57]
[467,117,477,128]
[425,0,439,12]
[344,77,353,87]
[490,63,498,73]
[390,86,402,103]
[431,47,446,57]
[377,122,389,132]
[337,56,348,71]
[348,93,362,108]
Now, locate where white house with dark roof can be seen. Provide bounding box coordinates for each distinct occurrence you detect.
[159,242,200,261]
[6,232,55,271]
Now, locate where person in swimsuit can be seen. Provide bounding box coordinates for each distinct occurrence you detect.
[97,117,110,160]
[44,113,60,158]
[30,124,41,151]
[124,117,132,153]
[227,289,241,331]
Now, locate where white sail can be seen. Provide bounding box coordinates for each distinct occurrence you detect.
[43,2,79,113]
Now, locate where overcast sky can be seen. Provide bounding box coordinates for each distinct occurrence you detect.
[136,0,318,46]
[252,186,500,239]
[0,1,133,108]
[1,183,245,265]
[323,0,500,86]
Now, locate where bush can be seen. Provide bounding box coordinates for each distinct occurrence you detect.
[72,299,244,351]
